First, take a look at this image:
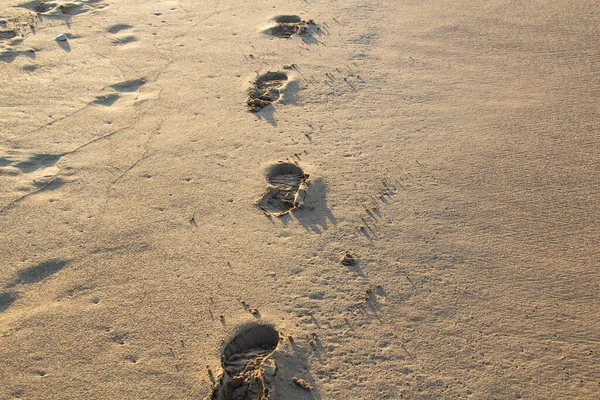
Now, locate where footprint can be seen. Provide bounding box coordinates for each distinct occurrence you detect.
[111,35,137,46]
[208,324,280,400]
[247,72,288,112]
[59,1,102,16]
[58,2,88,15]
[19,0,106,15]
[0,157,11,167]
[110,77,146,92]
[94,93,120,106]
[266,15,306,38]
[7,259,69,287]
[107,24,133,34]
[0,29,18,41]
[18,0,58,14]
[0,292,18,313]
[265,16,317,39]
[259,162,308,216]
[0,48,36,63]
[14,153,63,173]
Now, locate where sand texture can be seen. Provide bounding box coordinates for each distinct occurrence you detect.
[1,0,599,398]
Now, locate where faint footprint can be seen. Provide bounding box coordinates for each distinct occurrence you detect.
[247,71,288,112]
[14,153,63,173]
[107,24,133,34]
[0,29,18,41]
[58,1,98,16]
[18,0,58,14]
[207,324,280,400]
[0,157,11,167]
[6,259,69,287]
[259,162,308,217]
[0,292,18,313]
[94,93,120,106]
[110,77,146,92]
[111,35,137,46]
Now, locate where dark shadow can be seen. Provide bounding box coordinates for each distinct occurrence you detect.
[275,341,322,400]
[358,222,377,241]
[0,29,18,40]
[107,24,133,34]
[279,212,292,225]
[365,208,377,220]
[280,80,301,105]
[94,93,120,106]
[19,0,56,13]
[0,49,36,63]
[254,103,277,126]
[343,258,365,277]
[293,178,337,233]
[32,177,64,190]
[15,153,63,173]
[344,79,356,91]
[301,26,321,45]
[0,292,18,313]
[22,63,38,71]
[110,77,147,92]
[7,259,69,287]
[57,39,71,52]
[374,285,388,298]
[0,157,11,167]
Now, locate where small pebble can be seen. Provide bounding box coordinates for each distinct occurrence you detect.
[293,377,313,391]
[55,34,68,42]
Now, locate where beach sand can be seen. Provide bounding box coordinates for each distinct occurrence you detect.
[0,0,599,398]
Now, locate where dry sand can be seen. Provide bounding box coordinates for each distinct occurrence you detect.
[1,0,599,398]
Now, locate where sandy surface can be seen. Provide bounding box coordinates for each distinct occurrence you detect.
[1,0,599,398]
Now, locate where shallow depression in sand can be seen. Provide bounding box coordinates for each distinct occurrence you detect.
[259,163,307,216]
[210,324,280,400]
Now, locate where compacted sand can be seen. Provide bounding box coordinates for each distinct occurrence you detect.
[1,0,599,399]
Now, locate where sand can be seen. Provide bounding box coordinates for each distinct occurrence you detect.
[0,0,599,398]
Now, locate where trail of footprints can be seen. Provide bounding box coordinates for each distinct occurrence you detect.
[207,14,333,400]
[0,0,111,62]
[1,9,366,399]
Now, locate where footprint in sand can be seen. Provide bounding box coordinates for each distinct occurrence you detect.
[0,292,18,313]
[107,24,137,46]
[259,162,308,217]
[246,72,289,112]
[207,324,280,400]
[110,77,147,92]
[18,0,108,16]
[93,93,120,106]
[18,0,58,14]
[6,259,69,287]
[0,151,63,178]
[13,153,64,173]
[0,259,69,313]
[111,35,137,46]
[264,15,315,39]
[106,24,133,34]
[0,29,18,41]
